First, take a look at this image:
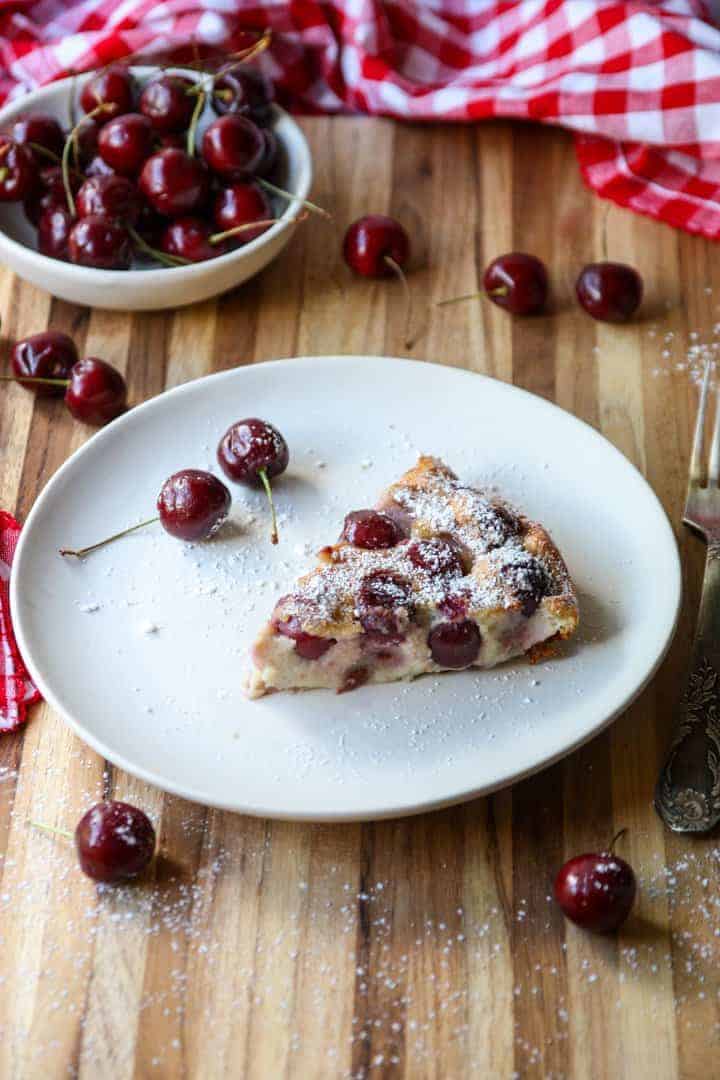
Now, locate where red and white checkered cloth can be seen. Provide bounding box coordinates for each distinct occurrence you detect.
[0,513,39,732]
[0,1,719,237]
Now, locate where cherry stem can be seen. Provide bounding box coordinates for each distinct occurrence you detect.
[62,104,112,215]
[256,177,332,221]
[186,87,205,157]
[29,142,61,164]
[0,167,7,183]
[384,256,414,349]
[60,516,160,559]
[0,374,69,386]
[607,827,627,855]
[436,291,484,307]
[209,218,278,245]
[258,467,279,545]
[128,226,190,268]
[28,820,73,842]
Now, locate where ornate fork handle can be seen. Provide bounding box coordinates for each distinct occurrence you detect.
[655,539,720,832]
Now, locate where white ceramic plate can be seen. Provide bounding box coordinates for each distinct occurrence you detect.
[11,357,680,821]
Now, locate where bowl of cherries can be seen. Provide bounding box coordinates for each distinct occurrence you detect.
[0,62,312,310]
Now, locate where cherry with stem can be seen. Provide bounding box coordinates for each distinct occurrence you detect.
[62,104,113,214]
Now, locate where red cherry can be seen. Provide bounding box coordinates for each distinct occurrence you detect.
[160,217,223,263]
[68,215,132,269]
[201,115,265,180]
[256,128,278,178]
[24,165,76,226]
[139,75,195,133]
[428,620,481,668]
[75,174,141,225]
[0,137,35,200]
[37,206,74,260]
[12,112,65,161]
[74,119,100,166]
[11,331,78,396]
[75,800,155,883]
[211,69,274,124]
[64,358,127,425]
[407,538,465,576]
[497,554,548,617]
[217,418,289,545]
[80,66,136,123]
[275,614,336,660]
[98,113,154,176]
[575,263,643,323]
[341,509,405,549]
[554,840,636,933]
[213,181,272,244]
[139,148,209,217]
[357,571,413,637]
[483,253,548,315]
[343,215,409,278]
[157,469,231,540]
[85,153,116,178]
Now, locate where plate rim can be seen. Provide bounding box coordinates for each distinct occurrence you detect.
[10,355,682,821]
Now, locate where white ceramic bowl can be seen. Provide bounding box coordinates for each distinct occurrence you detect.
[0,67,312,310]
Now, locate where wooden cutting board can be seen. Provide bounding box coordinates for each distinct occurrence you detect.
[0,117,716,1080]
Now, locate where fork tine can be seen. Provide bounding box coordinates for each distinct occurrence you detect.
[689,360,712,487]
[709,370,720,487]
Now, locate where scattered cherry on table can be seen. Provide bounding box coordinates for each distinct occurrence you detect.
[343,215,413,346]
[64,357,128,425]
[554,830,637,932]
[75,801,156,883]
[483,252,549,315]
[10,331,78,396]
[217,417,289,545]
[575,262,643,323]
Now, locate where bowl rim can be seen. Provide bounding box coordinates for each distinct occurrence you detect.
[0,64,313,282]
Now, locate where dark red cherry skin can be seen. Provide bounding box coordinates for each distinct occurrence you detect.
[428,619,481,668]
[0,137,35,201]
[201,115,265,180]
[275,615,336,660]
[75,800,155,883]
[554,850,636,933]
[213,181,272,244]
[217,418,289,485]
[80,66,136,123]
[98,113,154,176]
[575,262,643,323]
[357,571,412,637]
[483,253,548,316]
[135,202,165,248]
[407,538,464,577]
[68,215,132,270]
[76,174,141,225]
[139,149,209,217]
[12,112,65,161]
[75,119,100,166]
[211,69,274,124]
[498,554,548,617]
[85,153,116,178]
[64,358,127,426]
[157,469,231,541]
[37,206,74,260]
[11,331,78,396]
[343,215,410,278]
[256,128,278,178]
[24,166,75,226]
[139,75,195,133]
[160,217,223,263]
[341,509,405,550]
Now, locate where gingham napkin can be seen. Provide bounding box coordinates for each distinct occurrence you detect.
[0,1,719,236]
[0,513,39,732]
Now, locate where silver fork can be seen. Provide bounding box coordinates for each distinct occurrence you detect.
[656,361,720,832]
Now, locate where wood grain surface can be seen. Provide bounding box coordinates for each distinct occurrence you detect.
[1,117,718,1080]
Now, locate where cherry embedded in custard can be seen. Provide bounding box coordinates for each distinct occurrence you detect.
[11,331,78,396]
[407,538,464,577]
[554,835,636,933]
[139,74,196,133]
[68,215,132,269]
[275,615,336,660]
[98,113,154,176]
[575,262,643,323]
[75,174,141,225]
[483,253,548,315]
[80,66,136,123]
[357,570,412,637]
[217,418,289,544]
[341,509,405,550]
[13,112,65,161]
[157,469,231,541]
[343,215,409,279]
[64,357,127,425]
[428,619,481,668]
[498,553,548,617]
[0,137,35,201]
[201,115,265,180]
[139,148,209,217]
[75,800,155,883]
